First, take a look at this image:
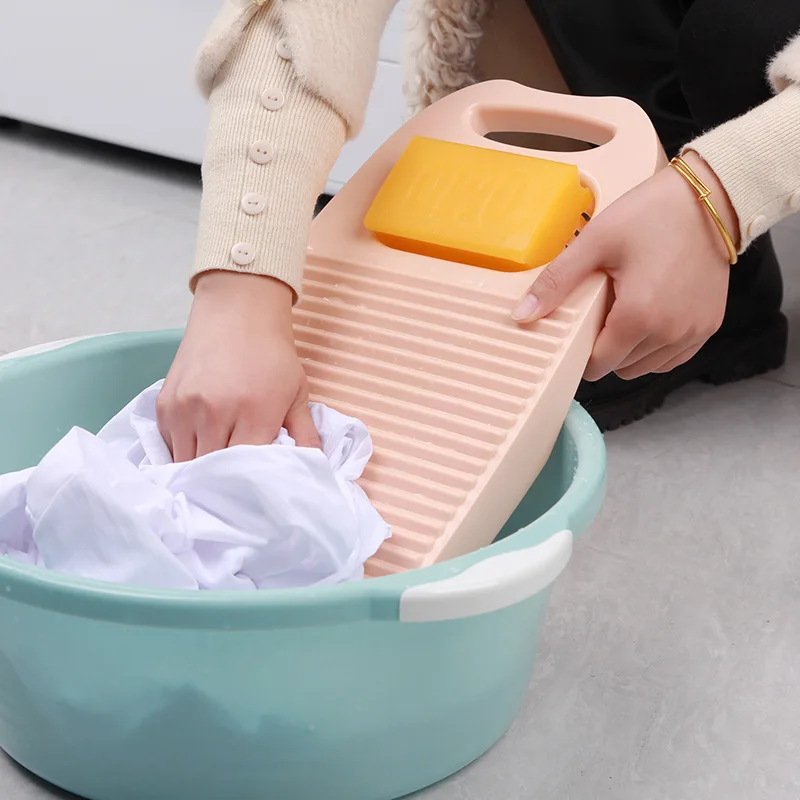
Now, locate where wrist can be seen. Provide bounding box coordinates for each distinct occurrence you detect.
[195,269,293,303]
[191,271,295,335]
[679,150,740,253]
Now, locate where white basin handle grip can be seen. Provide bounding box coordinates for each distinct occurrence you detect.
[399,529,573,623]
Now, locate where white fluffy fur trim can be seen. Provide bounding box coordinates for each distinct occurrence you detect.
[404,0,496,116]
[768,31,800,93]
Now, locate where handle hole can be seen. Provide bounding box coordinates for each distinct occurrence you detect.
[472,106,615,151]
[484,131,597,152]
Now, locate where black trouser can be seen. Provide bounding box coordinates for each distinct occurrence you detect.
[525,0,798,156]
[525,0,800,327]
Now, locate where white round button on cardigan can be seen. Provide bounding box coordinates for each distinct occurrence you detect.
[249,140,275,164]
[231,243,256,266]
[241,193,266,215]
[276,38,292,60]
[789,189,800,211]
[260,88,285,111]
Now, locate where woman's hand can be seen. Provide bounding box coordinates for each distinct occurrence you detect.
[512,151,738,381]
[157,271,319,462]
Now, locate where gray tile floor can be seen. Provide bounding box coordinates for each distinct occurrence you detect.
[1,122,799,800]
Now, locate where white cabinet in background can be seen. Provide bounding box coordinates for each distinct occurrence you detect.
[0,0,408,195]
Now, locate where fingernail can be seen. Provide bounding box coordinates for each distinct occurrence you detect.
[512,293,540,322]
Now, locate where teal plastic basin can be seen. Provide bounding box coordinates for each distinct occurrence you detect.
[0,332,606,800]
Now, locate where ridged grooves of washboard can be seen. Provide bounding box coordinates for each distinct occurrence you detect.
[295,258,578,578]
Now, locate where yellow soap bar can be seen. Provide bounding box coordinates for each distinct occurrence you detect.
[364,136,594,271]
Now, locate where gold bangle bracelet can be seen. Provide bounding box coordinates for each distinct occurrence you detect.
[669,156,738,266]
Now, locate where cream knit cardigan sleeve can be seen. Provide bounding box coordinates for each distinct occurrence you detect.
[192,0,397,297]
[193,1,800,296]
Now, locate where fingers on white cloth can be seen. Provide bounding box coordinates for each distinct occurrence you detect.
[284,402,322,449]
[0,382,391,590]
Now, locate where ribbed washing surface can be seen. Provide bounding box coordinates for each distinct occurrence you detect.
[296,257,582,577]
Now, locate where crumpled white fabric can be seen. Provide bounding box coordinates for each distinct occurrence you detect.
[0,382,391,590]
